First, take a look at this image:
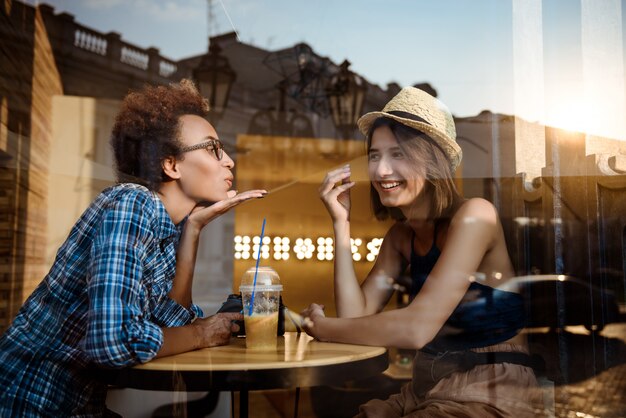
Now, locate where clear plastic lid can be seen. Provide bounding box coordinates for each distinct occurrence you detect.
[239,266,283,291]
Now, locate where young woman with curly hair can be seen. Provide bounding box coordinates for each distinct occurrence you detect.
[0,80,266,417]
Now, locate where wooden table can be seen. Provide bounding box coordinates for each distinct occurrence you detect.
[105,332,388,417]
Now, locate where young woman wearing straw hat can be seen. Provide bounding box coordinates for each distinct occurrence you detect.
[302,87,545,417]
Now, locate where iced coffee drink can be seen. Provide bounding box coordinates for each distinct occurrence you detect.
[244,312,279,349]
[240,266,282,350]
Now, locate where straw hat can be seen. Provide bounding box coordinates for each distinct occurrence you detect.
[357,87,462,170]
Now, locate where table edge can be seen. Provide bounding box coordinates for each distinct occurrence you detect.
[104,348,389,391]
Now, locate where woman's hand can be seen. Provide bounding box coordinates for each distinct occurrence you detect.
[169,189,265,309]
[192,312,243,348]
[318,165,355,223]
[187,189,267,230]
[301,303,327,341]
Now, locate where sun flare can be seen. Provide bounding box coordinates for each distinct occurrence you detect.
[546,100,589,134]
[542,91,626,140]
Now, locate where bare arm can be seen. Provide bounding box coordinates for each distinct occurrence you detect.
[318,165,362,317]
[319,166,402,317]
[332,219,373,317]
[168,189,266,308]
[156,312,243,358]
[357,225,409,315]
[305,199,500,348]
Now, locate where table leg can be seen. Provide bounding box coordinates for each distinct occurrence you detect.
[293,387,300,418]
[239,390,249,418]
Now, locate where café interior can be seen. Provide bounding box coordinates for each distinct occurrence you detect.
[2,0,626,416]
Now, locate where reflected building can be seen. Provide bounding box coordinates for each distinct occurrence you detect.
[2,1,626,416]
[0,1,188,329]
[0,1,395,325]
[1,0,625,341]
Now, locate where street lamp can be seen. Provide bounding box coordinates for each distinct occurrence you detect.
[193,42,237,124]
[327,60,367,139]
[247,80,314,138]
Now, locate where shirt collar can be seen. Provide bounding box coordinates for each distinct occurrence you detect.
[149,190,180,240]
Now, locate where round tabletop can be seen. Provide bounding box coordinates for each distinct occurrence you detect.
[106,333,388,391]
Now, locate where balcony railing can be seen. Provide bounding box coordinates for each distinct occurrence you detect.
[39,4,183,81]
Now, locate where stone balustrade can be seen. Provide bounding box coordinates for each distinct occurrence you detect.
[38,4,183,83]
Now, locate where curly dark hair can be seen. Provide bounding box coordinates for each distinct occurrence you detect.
[110,79,209,190]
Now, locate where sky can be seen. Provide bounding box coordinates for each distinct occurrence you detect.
[32,0,626,139]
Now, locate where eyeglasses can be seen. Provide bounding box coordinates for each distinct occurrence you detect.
[180,137,224,161]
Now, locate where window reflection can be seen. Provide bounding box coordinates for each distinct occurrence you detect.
[1,0,625,417]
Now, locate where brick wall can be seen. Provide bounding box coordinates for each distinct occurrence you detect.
[0,2,62,331]
[0,164,15,330]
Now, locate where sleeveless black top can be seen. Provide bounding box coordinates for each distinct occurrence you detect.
[409,223,525,352]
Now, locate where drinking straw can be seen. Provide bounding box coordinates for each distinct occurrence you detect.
[248,217,266,316]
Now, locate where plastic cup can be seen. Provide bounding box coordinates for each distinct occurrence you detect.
[239,266,283,350]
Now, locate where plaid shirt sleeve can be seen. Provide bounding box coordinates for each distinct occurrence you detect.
[152,297,204,326]
[83,191,163,367]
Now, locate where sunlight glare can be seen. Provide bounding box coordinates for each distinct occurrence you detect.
[546,99,588,134]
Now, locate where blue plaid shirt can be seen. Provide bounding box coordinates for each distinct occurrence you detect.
[0,183,203,417]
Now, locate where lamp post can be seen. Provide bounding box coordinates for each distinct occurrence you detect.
[327,60,367,139]
[193,42,237,125]
[247,80,314,138]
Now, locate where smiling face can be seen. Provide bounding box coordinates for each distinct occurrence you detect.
[176,114,235,203]
[368,124,429,213]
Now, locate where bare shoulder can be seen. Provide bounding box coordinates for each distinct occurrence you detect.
[451,198,499,228]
